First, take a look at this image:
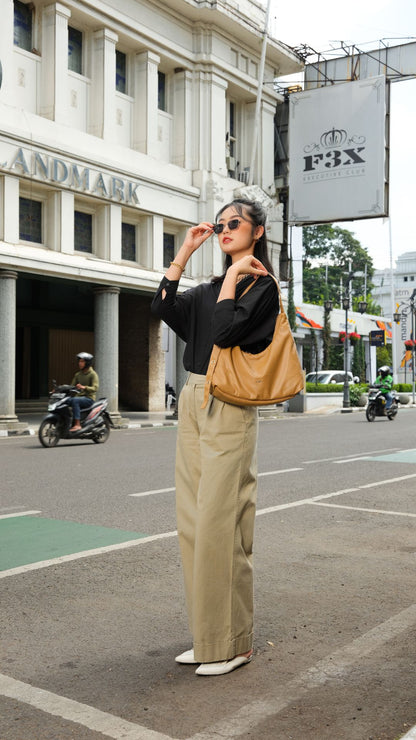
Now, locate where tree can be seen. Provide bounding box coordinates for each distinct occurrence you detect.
[303,224,381,313]
[376,345,392,369]
[352,337,366,381]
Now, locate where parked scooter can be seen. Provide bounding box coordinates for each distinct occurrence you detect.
[366,385,399,422]
[38,381,113,447]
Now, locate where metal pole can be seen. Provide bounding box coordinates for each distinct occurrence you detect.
[248,0,272,185]
[343,303,350,409]
[342,268,353,412]
[412,295,416,405]
[389,218,397,383]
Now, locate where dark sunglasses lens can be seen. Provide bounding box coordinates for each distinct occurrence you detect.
[213,219,240,234]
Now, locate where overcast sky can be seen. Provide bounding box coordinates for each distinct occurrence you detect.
[270,0,416,271]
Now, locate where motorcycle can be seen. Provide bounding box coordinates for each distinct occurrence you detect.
[365,385,399,422]
[38,381,114,447]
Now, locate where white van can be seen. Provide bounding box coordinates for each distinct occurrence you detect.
[305,371,358,384]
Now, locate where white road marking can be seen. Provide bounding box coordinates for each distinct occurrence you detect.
[256,472,416,517]
[333,457,373,463]
[2,604,415,740]
[5,473,416,579]
[0,673,171,740]
[0,531,177,580]
[256,489,358,516]
[302,448,399,464]
[129,468,302,497]
[190,604,416,740]
[360,472,416,488]
[259,467,302,477]
[0,510,41,520]
[334,448,416,464]
[402,725,416,739]
[310,502,416,518]
[129,487,175,498]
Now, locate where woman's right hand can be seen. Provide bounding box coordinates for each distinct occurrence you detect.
[181,222,215,255]
[162,221,215,292]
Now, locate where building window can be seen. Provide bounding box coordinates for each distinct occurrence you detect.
[116,50,127,94]
[163,232,175,268]
[158,71,166,111]
[122,222,136,261]
[404,276,408,282]
[74,211,92,253]
[226,101,237,176]
[68,26,83,74]
[14,0,32,51]
[19,197,42,243]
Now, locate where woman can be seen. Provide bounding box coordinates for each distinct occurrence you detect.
[151,198,279,676]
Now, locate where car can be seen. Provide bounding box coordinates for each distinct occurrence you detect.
[305,370,359,384]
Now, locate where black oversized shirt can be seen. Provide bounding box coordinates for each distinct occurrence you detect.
[151,274,279,375]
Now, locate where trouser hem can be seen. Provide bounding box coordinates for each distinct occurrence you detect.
[193,633,253,663]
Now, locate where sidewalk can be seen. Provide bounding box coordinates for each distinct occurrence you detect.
[0,410,180,437]
[1,404,357,437]
[3,402,415,437]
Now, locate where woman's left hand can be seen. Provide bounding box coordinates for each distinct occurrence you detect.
[217,255,268,302]
[229,254,268,279]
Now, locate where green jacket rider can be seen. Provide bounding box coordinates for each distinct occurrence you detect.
[375,365,393,409]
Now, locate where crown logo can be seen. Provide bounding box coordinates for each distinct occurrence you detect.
[320,127,347,148]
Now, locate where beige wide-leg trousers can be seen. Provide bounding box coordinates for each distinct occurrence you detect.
[175,373,259,663]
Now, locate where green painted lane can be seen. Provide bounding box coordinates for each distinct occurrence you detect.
[364,449,416,464]
[0,516,147,571]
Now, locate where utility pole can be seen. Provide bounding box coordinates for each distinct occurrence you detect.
[248,0,272,185]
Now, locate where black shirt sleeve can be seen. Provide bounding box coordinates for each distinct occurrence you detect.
[151,273,280,374]
[212,275,279,351]
[150,276,193,342]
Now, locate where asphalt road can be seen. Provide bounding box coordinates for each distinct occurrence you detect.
[1,409,416,740]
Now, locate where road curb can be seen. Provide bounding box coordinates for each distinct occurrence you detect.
[3,404,415,437]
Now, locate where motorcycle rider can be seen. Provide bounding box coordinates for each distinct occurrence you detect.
[69,352,99,433]
[375,365,393,412]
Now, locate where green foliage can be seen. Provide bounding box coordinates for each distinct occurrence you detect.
[329,343,344,368]
[306,383,344,393]
[302,224,381,312]
[376,345,392,368]
[349,383,368,406]
[352,293,382,315]
[352,337,366,381]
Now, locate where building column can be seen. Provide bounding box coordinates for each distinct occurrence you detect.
[133,51,160,156]
[194,70,227,174]
[0,0,14,103]
[148,314,166,412]
[89,28,118,140]
[94,286,121,422]
[172,69,193,168]
[0,271,24,431]
[41,3,72,123]
[260,99,278,192]
[1,175,19,244]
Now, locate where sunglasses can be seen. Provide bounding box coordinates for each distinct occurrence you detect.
[213,218,244,234]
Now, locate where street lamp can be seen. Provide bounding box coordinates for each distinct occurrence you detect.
[393,288,416,404]
[341,272,354,412]
[323,299,333,371]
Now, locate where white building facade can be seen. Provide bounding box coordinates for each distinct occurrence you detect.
[373,251,416,382]
[0,0,302,427]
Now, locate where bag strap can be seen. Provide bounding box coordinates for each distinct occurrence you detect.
[201,274,280,409]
